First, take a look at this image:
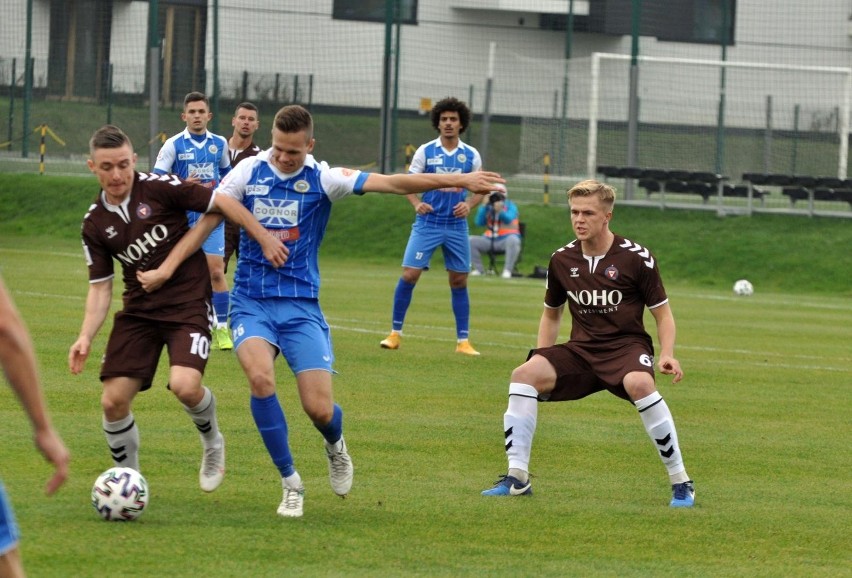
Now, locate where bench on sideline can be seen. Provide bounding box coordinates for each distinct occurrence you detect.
[596,166,769,205]
[741,173,852,209]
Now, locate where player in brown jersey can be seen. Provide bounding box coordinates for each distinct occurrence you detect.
[482,179,695,507]
[68,125,287,493]
[224,102,263,273]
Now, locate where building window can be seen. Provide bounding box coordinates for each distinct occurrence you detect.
[333,0,418,24]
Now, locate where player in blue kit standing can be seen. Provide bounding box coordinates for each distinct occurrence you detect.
[380,96,485,356]
[139,104,504,518]
[154,92,235,350]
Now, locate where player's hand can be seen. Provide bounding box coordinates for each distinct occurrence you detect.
[68,338,90,374]
[658,355,684,383]
[452,201,472,218]
[464,171,505,195]
[260,234,290,268]
[137,268,172,293]
[415,202,433,215]
[34,427,70,495]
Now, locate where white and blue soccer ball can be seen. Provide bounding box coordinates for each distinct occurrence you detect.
[733,279,754,296]
[91,467,149,521]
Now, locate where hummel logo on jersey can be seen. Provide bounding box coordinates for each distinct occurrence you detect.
[620,239,655,268]
[105,226,117,239]
[570,267,579,277]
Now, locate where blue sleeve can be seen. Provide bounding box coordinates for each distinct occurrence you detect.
[474,205,488,227]
[153,168,167,175]
[500,200,519,224]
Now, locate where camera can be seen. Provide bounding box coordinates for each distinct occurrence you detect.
[488,191,506,204]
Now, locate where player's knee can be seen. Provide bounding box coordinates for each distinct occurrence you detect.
[100,391,131,419]
[623,372,656,401]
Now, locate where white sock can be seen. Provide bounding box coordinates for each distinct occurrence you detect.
[504,383,539,477]
[635,391,689,483]
[184,386,221,448]
[103,413,140,472]
[283,471,303,490]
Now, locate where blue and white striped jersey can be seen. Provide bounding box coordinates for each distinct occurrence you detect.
[216,150,369,299]
[154,129,231,225]
[409,137,482,230]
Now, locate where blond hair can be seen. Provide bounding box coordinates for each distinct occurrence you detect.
[567,179,616,210]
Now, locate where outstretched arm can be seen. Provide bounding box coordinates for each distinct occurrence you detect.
[1,276,70,495]
[137,194,288,292]
[136,214,222,292]
[362,170,504,196]
[212,193,288,267]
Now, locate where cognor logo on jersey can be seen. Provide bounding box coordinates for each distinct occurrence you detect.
[188,162,215,181]
[604,265,619,280]
[246,185,270,197]
[294,180,310,192]
[208,144,218,154]
[253,198,298,227]
[457,153,467,163]
[136,203,152,219]
[178,152,194,161]
[620,239,655,269]
[115,224,169,266]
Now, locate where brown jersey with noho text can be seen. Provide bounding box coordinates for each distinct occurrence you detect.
[543,234,668,349]
[81,172,215,313]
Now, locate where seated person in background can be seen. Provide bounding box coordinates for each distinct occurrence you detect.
[469,187,522,278]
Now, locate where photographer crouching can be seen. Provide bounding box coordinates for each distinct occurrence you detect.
[469,186,522,278]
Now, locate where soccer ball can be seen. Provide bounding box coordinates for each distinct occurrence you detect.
[733,279,754,296]
[91,467,149,521]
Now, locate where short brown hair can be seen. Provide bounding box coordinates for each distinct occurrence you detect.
[89,124,132,155]
[234,101,258,115]
[183,91,209,109]
[567,179,616,210]
[273,105,313,140]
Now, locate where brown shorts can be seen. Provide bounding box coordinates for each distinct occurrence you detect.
[100,303,212,391]
[529,339,655,403]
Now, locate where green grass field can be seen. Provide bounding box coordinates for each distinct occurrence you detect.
[0,174,850,576]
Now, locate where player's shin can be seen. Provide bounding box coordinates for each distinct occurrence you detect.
[503,383,539,482]
[103,413,140,472]
[635,391,690,484]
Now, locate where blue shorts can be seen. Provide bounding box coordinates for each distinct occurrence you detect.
[0,481,20,556]
[401,222,470,272]
[188,211,226,257]
[229,293,334,375]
